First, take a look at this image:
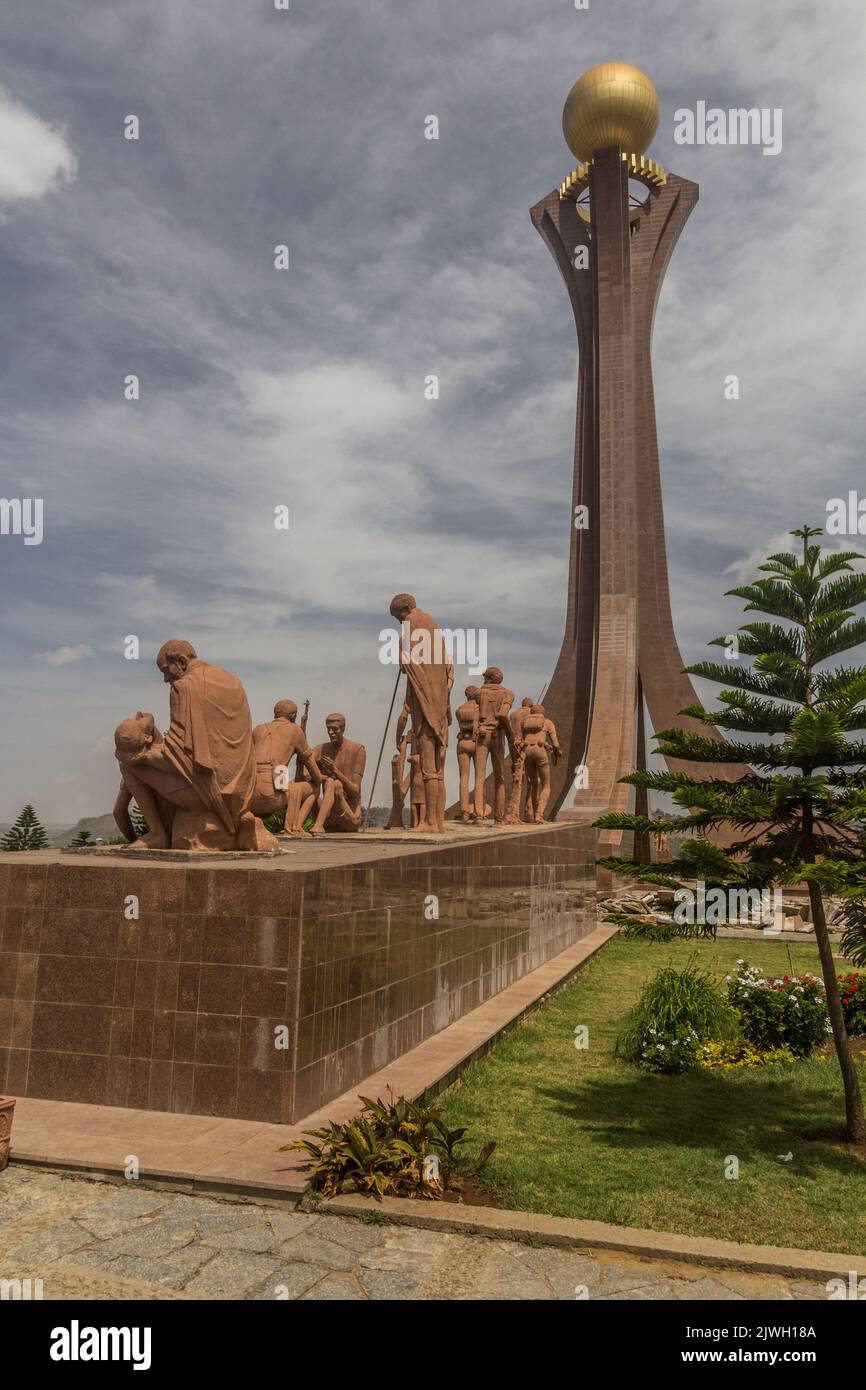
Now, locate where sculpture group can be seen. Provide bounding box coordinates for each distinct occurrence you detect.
[113,599,559,851]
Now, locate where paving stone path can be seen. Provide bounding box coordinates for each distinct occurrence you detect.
[0,1167,827,1301]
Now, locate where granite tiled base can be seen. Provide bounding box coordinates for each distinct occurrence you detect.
[0,824,598,1124]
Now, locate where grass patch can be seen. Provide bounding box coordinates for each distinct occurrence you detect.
[437,936,866,1255]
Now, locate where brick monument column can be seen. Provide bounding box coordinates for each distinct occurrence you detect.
[531,63,744,827]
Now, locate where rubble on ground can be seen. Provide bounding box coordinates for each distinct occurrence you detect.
[597,887,846,936]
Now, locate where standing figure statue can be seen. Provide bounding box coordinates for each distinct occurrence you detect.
[473,667,515,824]
[309,714,366,835]
[388,594,453,832]
[454,684,481,822]
[250,699,322,840]
[114,640,258,851]
[407,740,426,828]
[388,701,428,830]
[521,704,561,822]
[388,729,411,829]
[504,697,535,824]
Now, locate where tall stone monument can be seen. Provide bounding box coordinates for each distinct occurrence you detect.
[532,62,743,825]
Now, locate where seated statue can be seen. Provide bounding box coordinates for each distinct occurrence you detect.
[308,714,366,834]
[113,712,162,842]
[250,699,322,839]
[114,639,258,851]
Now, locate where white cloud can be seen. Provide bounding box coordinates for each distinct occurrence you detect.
[33,644,95,666]
[0,87,77,202]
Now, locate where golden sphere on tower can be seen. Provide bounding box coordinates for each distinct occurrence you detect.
[562,61,659,162]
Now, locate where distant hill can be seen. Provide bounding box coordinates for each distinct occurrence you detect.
[363,806,396,828]
[3,806,400,847]
[49,813,119,847]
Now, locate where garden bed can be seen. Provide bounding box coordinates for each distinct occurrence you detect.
[436,937,866,1255]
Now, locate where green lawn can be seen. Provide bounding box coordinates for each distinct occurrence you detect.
[438,936,866,1255]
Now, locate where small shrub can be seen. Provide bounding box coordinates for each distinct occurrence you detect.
[617,958,738,1071]
[697,1040,797,1070]
[839,971,866,1036]
[635,1022,701,1073]
[262,809,316,835]
[283,1092,495,1200]
[725,961,830,1058]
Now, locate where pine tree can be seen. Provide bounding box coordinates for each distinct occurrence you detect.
[1,804,50,851]
[68,829,93,848]
[130,804,148,840]
[596,525,866,1144]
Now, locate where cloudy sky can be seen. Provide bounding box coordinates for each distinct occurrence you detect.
[1,0,864,824]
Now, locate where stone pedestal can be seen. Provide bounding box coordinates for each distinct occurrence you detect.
[0,825,597,1124]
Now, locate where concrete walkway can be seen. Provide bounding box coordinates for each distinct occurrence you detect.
[0,1167,828,1301]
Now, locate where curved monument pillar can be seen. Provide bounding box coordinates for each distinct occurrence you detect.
[532,64,745,829]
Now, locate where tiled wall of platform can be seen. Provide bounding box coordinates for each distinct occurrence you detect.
[0,826,597,1124]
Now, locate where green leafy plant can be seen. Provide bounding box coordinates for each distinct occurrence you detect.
[606,912,716,942]
[1,804,49,851]
[697,1039,797,1069]
[262,809,316,835]
[360,1209,387,1226]
[725,961,829,1057]
[597,524,866,1142]
[839,971,866,1036]
[634,1021,701,1073]
[283,1092,495,1200]
[262,809,286,835]
[838,899,866,970]
[617,958,738,1072]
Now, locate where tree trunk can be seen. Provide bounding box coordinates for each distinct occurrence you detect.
[808,879,866,1144]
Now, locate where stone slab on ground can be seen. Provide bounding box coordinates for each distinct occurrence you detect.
[0,1167,832,1301]
[320,1194,866,1284]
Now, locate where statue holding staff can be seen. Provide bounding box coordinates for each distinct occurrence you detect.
[388,593,453,833]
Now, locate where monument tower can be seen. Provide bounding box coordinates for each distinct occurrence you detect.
[532,62,740,827]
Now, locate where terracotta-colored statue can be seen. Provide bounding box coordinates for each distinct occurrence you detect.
[389,593,453,832]
[388,731,411,829]
[455,685,480,822]
[251,700,322,838]
[473,666,514,823]
[388,700,429,830]
[114,641,258,851]
[504,697,535,824]
[521,703,561,822]
[407,742,426,828]
[113,712,162,842]
[309,714,366,834]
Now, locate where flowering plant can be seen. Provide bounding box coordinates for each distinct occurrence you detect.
[635,1022,700,1074]
[839,972,866,1037]
[697,1039,796,1070]
[725,960,829,1057]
